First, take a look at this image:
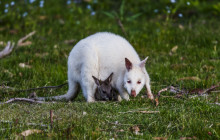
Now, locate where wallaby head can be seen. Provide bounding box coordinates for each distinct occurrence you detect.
[92,72,114,101]
[123,57,149,97]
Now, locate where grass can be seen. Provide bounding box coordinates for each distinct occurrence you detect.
[0,0,220,139]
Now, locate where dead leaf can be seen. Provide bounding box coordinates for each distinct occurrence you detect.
[171,63,187,70]
[3,69,14,77]
[20,129,42,136]
[64,39,76,45]
[169,45,178,55]
[171,45,178,52]
[130,126,140,132]
[83,111,87,115]
[153,137,168,140]
[129,125,142,135]
[59,19,65,24]
[19,63,31,68]
[178,24,184,30]
[38,15,47,20]
[19,72,23,77]
[35,52,48,58]
[177,76,201,82]
[202,65,214,71]
[0,27,7,31]
[9,29,18,34]
[48,28,53,35]
[117,129,124,132]
[180,136,197,139]
[155,98,159,106]
[0,41,5,46]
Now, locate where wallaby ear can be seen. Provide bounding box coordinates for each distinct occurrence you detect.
[125,58,132,71]
[92,76,100,86]
[105,72,113,83]
[139,56,149,68]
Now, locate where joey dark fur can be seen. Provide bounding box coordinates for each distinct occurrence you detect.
[92,73,117,101]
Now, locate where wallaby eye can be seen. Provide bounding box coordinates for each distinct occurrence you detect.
[127,80,131,84]
[137,81,141,84]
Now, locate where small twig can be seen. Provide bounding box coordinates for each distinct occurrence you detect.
[0,85,15,90]
[211,90,220,93]
[119,110,159,114]
[116,18,127,36]
[17,83,68,92]
[105,120,142,126]
[0,83,67,93]
[157,86,186,97]
[0,41,15,59]
[0,98,46,104]
[159,95,175,98]
[63,39,76,45]
[50,110,53,129]
[17,31,36,47]
[0,120,48,128]
[198,82,220,95]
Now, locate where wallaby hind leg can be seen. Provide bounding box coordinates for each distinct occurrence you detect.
[81,82,96,102]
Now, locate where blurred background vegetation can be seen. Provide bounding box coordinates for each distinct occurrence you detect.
[0,0,220,35]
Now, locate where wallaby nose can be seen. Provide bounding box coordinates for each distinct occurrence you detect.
[131,90,136,97]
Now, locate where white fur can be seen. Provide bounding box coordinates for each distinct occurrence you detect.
[40,32,154,102]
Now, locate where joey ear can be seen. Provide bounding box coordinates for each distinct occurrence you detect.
[139,56,149,68]
[105,72,113,83]
[92,76,100,86]
[125,58,132,71]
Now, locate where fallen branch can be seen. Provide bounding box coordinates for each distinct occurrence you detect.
[17,31,36,47]
[19,129,43,137]
[157,86,186,97]
[157,82,220,98]
[119,110,159,114]
[190,82,220,95]
[0,98,46,104]
[0,41,15,59]
[116,18,127,36]
[17,83,68,92]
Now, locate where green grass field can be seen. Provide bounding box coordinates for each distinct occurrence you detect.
[0,0,219,139]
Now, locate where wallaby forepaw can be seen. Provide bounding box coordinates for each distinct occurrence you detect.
[148,94,154,100]
[87,98,96,103]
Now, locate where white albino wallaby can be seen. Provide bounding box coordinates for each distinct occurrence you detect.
[38,32,154,102]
